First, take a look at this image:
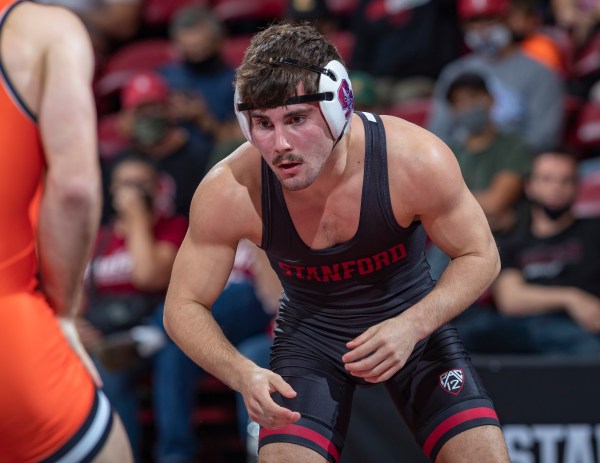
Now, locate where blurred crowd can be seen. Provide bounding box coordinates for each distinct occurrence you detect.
[34,0,600,461]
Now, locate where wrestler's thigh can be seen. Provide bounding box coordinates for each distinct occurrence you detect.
[262,363,354,462]
[92,412,133,463]
[260,442,329,463]
[436,424,509,463]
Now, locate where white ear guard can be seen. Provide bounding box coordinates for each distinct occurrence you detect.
[234,59,354,144]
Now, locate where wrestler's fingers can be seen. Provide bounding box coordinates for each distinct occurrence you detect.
[268,374,298,399]
[342,339,376,363]
[345,327,374,349]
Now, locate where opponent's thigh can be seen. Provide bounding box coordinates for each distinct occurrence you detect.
[259,442,329,463]
[92,413,133,463]
[435,425,509,463]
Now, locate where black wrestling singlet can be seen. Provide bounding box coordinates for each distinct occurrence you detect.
[260,111,435,331]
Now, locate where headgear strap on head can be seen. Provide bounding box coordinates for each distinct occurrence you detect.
[234,58,354,144]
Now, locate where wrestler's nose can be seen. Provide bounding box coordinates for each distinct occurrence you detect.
[273,125,292,153]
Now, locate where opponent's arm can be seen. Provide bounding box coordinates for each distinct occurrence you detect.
[164,164,300,428]
[35,8,101,318]
[344,123,499,382]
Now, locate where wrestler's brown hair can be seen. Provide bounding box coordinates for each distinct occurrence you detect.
[235,22,343,110]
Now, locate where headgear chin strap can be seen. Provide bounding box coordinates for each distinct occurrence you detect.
[234,59,354,144]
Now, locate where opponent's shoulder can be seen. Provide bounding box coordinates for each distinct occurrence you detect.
[9,2,89,44]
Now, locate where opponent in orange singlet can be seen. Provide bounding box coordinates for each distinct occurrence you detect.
[0,1,132,462]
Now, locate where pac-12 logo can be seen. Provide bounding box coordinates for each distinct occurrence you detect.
[439,369,464,395]
[337,79,354,120]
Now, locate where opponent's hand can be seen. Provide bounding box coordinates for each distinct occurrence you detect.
[343,315,419,383]
[241,366,301,430]
[58,316,103,387]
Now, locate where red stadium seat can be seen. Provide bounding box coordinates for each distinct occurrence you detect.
[327,30,355,64]
[142,0,209,28]
[94,39,179,98]
[383,98,432,128]
[326,0,359,15]
[221,34,252,68]
[212,0,285,22]
[572,31,600,78]
[574,171,600,218]
[573,101,600,149]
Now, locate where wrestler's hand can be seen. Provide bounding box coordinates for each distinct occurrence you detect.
[342,315,419,383]
[58,316,103,388]
[240,366,301,430]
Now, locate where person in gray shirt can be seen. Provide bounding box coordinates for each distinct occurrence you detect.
[427,0,564,154]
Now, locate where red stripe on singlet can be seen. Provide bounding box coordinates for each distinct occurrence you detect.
[260,424,340,462]
[422,407,499,457]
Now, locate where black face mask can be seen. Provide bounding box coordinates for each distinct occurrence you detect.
[511,31,528,43]
[530,199,573,221]
[183,53,224,74]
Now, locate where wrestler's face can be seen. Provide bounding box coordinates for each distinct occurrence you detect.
[249,85,336,191]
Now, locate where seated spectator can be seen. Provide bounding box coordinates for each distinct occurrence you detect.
[427,71,531,279]
[350,0,462,104]
[507,0,565,73]
[37,0,143,54]
[551,0,600,101]
[427,0,565,154]
[447,72,531,233]
[116,71,211,218]
[492,149,600,354]
[76,152,192,462]
[455,149,600,355]
[158,6,239,149]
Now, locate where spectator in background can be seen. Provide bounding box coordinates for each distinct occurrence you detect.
[427,0,565,154]
[507,0,565,73]
[77,152,193,462]
[351,0,462,105]
[491,149,600,355]
[117,71,210,218]
[287,0,337,35]
[427,71,531,279]
[551,0,600,101]
[447,72,530,234]
[36,0,143,54]
[158,6,239,150]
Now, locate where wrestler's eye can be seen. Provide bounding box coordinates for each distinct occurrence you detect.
[254,119,272,129]
[288,115,306,125]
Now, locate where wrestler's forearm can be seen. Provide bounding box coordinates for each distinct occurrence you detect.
[38,176,101,316]
[402,250,500,341]
[164,301,258,391]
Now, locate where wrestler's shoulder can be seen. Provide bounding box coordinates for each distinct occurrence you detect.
[379,114,454,171]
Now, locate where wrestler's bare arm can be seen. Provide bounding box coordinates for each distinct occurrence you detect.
[10,5,101,316]
[390,119,500,339]
[344,119,499,382]
[164,152,300,429]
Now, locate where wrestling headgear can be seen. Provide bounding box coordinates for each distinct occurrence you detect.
[234,58,354,144]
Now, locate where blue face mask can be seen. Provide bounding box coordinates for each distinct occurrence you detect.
[465,24,512,56]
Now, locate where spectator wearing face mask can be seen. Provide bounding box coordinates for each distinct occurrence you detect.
[158,6,239,151]
[486,150,600,355]
[427,0,565,154]
[115,71,211,219]
[426,71,531,279]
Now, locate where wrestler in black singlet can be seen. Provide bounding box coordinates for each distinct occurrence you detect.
[259,112,500,462]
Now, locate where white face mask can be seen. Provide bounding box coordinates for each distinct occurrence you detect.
[465,24,512,56]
